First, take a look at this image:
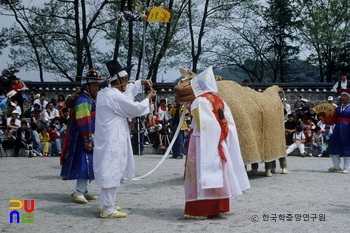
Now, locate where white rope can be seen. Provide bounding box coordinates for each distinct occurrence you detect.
[132,102,188,181]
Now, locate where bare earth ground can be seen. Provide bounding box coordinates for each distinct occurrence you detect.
[0,154,349,233]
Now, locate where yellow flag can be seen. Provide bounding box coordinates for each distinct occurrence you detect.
[146,6,171,23]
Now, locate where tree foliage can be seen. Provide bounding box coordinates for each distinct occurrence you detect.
[292,0,350,82]
[1,0,350,83]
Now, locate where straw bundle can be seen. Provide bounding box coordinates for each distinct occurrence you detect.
[216,80,286,164]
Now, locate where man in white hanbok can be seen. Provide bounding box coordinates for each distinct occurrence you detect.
[184,66,250,219]
[94,68,156,218]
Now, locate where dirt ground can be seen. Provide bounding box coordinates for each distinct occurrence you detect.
[0,154,349,233]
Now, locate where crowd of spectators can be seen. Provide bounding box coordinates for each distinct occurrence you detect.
[1,71,349,159]
[0,84,74,157]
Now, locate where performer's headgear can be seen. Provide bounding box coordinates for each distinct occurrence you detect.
[340,88,350,98]
[81,68,105,85]
[190,66,218,97]
[106,59,134,83]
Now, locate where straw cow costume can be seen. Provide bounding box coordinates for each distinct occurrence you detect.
[174,68,286,177]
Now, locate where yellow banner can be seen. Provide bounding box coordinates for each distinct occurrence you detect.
[146,6,171,23]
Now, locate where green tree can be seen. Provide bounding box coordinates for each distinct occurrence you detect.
[209,0,271,83]
[1,0,190,83]
[261,0,300,82]
[292,0,350,82]
[100,0,188,84]
[183,0,244,73]
[2,0,114,81]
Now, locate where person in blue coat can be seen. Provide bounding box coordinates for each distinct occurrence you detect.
[60,68,103,204]
[326,89,350,174]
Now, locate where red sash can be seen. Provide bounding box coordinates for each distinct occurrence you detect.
[337,117,350,123]
[199,93,228,162]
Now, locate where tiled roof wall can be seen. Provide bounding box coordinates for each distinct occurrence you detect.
[24,81,337,107]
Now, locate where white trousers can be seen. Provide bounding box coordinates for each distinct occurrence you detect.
[330,154,350,170]
[100,187,117,213]
[286,142,305,155]
[76,179,88,196]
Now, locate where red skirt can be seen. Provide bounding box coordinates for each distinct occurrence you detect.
[184,198,229,216]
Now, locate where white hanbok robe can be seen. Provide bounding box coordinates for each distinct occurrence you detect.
[93,81,150,188]
[184,97,250,201]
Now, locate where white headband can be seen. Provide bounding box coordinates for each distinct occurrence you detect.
[341,91,350,98]
[108,70,128,83]
[118,70,128,77]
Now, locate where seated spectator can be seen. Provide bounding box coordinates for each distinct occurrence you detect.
[33,92,48,111]
[11,100,22,116]
[47,124,62,156]
[327,96,337,107]
[157,99,168,124]
[31,103,47,131]
[57,94,66,117]
[14,120,32,157]
[58,108,70,141]
[144,113,163,149]
[322,125,332,155]
[59,107,70,126]
[6,109,21,139]
[51,98,58,110]
[309,126,325,157]
[303,116,315,147]
[285,114,297,145]
[46,102,59,124]
[2,103,15,126]
[31,123,43,156]
[286,126,307,157]
[39,127,50,157]
[301,98,311,117]
[51,117,62,136]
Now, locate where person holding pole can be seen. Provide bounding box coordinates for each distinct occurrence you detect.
[94,60,156,218]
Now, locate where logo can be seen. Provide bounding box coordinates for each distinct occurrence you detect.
[9,200,35,224]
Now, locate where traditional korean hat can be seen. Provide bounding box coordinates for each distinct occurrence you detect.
[105,59,134,83]
[190,66,218,97]
[81,68,105,85]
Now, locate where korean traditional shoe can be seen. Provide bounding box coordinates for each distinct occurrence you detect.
[184,214,207,220]
[84,193,97,200]
[328,167,342,172]
[281,168,289,174]
[342,170,349,174]
[265,172,273,177]
[101,206,122,212]
[71,192,88,204]
[265,169,273,177]
[100,210,127,218]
